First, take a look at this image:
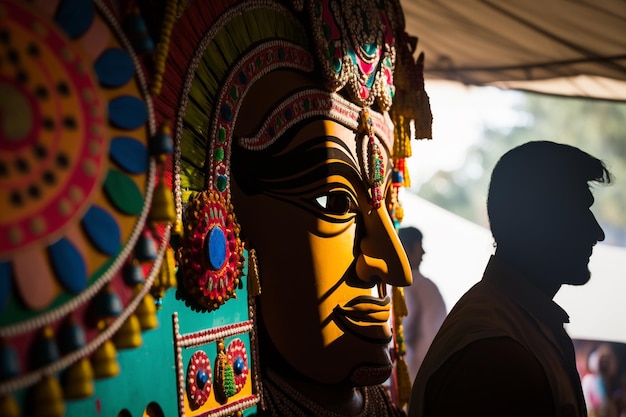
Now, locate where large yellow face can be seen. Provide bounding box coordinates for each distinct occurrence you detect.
[231,104,412,385]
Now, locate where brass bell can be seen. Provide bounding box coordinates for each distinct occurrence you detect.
[61,357,94,399]
[123,260,145,286]
[148,180,176,224]
[0,395,19,417]
[31,376,65,417]
[91,284,123,320]
[0,342,20,379]
[31,327,59,369]
[123,7,155,54]
[149,121,173,157]
[151,246,177,309]
[135,289,158,330]
[135,229,158,262]
[91,339,120,379]
[113,314,143,349]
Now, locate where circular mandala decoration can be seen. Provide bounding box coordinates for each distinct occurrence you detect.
[227,338,248,394]
[0,0,151,318]
[186,350,212,408]
[0,0,157,400]
[0,3,106,256]
[179,190,243,311]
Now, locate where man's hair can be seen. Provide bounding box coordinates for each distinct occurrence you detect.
[487,141,611,244]
[398,226,423,250]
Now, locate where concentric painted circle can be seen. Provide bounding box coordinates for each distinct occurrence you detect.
[0,0,152,354]
[0,0,106,253]
[186,350,212,408]
[0,0,158,405]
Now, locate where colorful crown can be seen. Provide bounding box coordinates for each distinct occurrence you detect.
[156,0,431,311]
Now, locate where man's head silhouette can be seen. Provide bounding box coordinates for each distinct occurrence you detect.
[487,141,612,297]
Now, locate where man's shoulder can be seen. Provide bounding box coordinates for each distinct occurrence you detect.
[431,281,528,351]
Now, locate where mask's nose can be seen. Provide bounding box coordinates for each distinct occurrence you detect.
[355,205,412,287]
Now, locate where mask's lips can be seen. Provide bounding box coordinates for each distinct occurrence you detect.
[333,295,392,343]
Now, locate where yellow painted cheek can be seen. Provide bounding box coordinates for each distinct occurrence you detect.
[309,230,363,346]
[308,228,355,295]
[319,285,366,346]
[322,321,345,346]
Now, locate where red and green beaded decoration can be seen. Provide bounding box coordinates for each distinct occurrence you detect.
[206,41,313,200]
[307,0,397,110]
[178,190,244,311]
[215,340,236,403]
[369,135,384,209]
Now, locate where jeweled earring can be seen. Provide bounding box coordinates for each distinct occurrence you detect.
[359,108,385,209]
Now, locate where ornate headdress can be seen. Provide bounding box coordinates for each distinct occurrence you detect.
[160,0,431,311]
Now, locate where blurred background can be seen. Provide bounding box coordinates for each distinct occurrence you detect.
[400,80,626,344]
[396,3,626,413]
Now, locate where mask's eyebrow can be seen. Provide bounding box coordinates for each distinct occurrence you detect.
[237,89,394,153]
[238,133,364,200]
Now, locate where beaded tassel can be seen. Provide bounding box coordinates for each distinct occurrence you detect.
[391,32,432,141]
[392,286,411,408]
[123,7,155,54]
[247,249,261,297]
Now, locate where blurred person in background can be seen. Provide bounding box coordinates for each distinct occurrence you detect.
[399,226,447,382]
[582,343,620,417]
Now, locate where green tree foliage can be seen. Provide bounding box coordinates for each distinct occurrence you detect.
[417,92,626,246]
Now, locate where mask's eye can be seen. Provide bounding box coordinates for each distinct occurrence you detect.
[314,191,354,215]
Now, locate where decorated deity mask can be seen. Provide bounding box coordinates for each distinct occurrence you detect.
[157,0,431,397]
[231,79,413,386]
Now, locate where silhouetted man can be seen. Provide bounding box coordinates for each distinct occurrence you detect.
[408,141,612,417]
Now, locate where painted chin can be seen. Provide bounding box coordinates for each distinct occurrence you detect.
[349,363,393,386]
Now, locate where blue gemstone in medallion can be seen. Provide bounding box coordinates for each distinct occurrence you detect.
[233,357,245,375]
[206,226,226,270]
[197,369,208,388]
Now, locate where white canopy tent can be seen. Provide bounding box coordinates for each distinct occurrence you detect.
[401,0,626,101]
